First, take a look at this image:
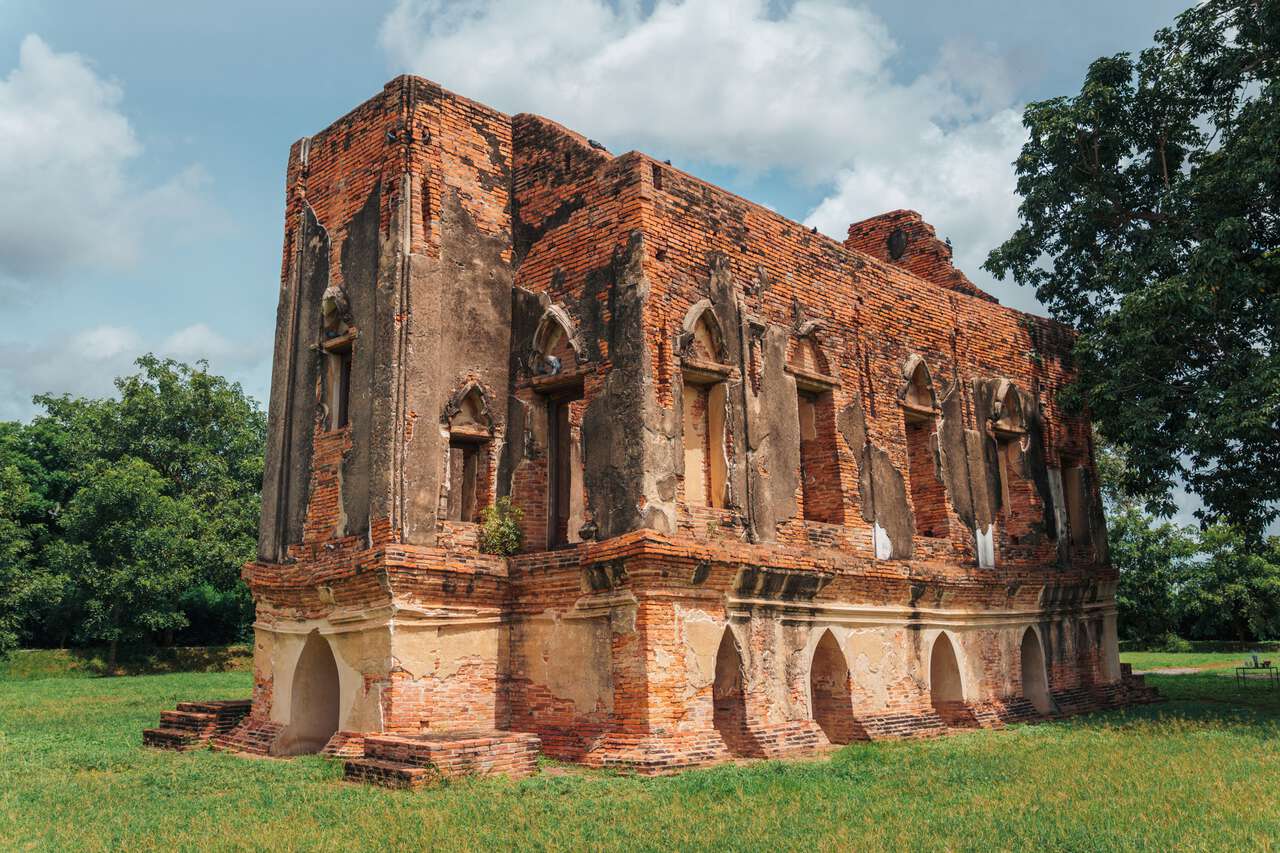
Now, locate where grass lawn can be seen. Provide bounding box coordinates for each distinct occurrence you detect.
[2,656,1279,851]
[1119,650,1258,672]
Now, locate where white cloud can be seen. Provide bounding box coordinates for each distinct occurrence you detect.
[0,35,215,293]
[161,323,238,362]
[380,0,1036,307]
[0,323,270,421]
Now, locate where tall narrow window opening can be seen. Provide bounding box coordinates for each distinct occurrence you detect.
[992,383,1031,540]
[547,387,584,547]
[445,388,491,524]
[320,287,353,433]
[682,381,727,509]
[900,358,947,538]
[1061,458,1091,548]
[680,311,731,510]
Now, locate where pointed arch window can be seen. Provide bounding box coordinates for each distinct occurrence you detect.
[900,357,947,538]
[320,287,354,432]
[530,309,584,547]
[445,387,492,523]
[788,334,842,524]
[679,306,732,510]
[991,382,1027,520]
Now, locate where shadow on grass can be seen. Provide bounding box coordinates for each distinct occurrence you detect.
[0,645,253,680]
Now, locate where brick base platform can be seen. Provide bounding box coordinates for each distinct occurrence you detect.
[344,731,541,789]
[142,700,252,751]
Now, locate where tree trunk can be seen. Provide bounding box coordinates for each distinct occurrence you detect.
[107,638,118,676]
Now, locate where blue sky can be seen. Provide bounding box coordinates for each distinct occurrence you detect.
[0,0,1191,427]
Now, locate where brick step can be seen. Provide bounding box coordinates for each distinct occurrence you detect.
[177,699,252,718]
[344,758,439,790]
[159,710,219,734]
[321,731,367,758]
[142,727,204,751]
[211,719,285,756]
[144,698,252,751]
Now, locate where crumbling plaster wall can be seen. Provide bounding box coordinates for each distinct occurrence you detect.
[259,623,392,736]
[633,153,1101,573]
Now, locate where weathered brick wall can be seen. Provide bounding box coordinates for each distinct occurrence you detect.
[239,76,1124,770]
[635,154,1099,570]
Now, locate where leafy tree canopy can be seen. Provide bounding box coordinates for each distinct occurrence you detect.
[0,356,265,660]
[986,0,1280,543]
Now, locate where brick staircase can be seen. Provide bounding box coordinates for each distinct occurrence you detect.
[344,730,541,790]
[142,700,252,751]
[210,718,285,756]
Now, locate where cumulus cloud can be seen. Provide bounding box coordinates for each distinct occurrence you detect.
[0,35,215,294]
[0,323,270,421]
[380,0,1033,306]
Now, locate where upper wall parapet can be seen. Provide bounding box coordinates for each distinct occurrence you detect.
[844,209,996,303]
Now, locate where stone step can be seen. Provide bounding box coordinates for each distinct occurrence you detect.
[176,699,252,717]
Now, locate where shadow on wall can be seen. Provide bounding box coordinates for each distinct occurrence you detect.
[713,628,763,757]
[275,631,341,756]
[810,630,858,744]
[1021,627,1053,714]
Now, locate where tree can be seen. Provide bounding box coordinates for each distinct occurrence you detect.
[45,457,200,670]
[0,356,266,658]
[1096,438,1200,643]
[986,0,1280,543]
[1180,525,1280,641]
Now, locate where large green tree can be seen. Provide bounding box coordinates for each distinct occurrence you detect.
[45,457,200,669]
[0,356,266,658]
[986,0,1279,542]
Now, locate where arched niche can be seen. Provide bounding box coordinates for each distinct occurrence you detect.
[991,380,1026,436]
[679,300,728,366]
[276,630,341,756]
[900,355,938,413]
[532,306,579,376]
[712,627,757,757]
[788,333,830,378]
[1020,627,1052,714]
[810,630,855,744]
[929,632,965,709]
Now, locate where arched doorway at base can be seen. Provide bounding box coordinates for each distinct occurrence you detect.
[712,627,760,757]
[276,630,341,756]
[810,630,857,744]
[1020,627,1052,714]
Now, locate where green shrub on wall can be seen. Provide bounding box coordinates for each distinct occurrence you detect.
[478,497,523,556]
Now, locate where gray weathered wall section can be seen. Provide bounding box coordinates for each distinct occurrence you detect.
[258,203,327,561]
[838,393,913,559]
[744,322,800,543]
[334,183,382,541]
[399,190,513,546]
[581,233,669,537]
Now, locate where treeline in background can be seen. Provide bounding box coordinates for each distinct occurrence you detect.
[0,357,1277,666]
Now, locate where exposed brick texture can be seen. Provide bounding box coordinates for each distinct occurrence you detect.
[162,75,1155,784]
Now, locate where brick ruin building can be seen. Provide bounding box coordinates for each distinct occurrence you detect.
[145,76,1157,780]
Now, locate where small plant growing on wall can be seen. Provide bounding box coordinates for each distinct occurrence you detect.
[478,496,524,556]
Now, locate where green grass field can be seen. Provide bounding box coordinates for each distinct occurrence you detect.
[1,653,1278,851]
